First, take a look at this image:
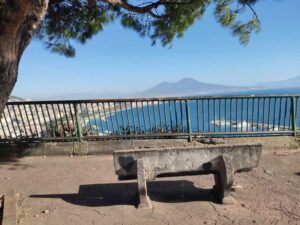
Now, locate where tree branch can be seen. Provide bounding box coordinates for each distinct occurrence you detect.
[101,0,193,18]
[245,2,258,19]
[102,0,160,15]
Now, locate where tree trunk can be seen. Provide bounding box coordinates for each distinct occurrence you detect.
[0,0,49,116]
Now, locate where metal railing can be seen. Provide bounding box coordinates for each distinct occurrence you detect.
[0,95,299,142]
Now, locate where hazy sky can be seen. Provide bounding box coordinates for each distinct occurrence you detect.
[13,0,300,98]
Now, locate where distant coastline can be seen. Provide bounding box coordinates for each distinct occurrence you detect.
[11,76,300,101]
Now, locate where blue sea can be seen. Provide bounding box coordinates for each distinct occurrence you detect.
[90,88,300,135]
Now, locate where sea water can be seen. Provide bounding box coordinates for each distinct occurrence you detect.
[91,88,300,135]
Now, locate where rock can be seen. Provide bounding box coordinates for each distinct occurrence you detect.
[213,138,226,145]
[263,168,273,175]
[195,137,211,144]
[196,138,226,145]
[231,184,243,191]
[222,196,237,205]
[287,179,293,185]
[42,209,50,214]
[203,138,212,144]
[34,214,39,218]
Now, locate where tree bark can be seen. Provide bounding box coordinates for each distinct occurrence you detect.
[0,0,49,116]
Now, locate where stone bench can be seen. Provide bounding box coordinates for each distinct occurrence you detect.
[113,143,262,208]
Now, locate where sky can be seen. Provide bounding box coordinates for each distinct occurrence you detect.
[13,0,300,99]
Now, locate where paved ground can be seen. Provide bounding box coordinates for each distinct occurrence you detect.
[0,149,299,225]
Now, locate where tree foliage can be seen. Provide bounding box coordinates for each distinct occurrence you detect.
[35,0,261,57]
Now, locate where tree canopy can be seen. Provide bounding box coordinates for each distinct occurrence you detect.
[35,0,261,57]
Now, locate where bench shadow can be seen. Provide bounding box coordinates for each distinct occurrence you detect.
[30,180,215,207]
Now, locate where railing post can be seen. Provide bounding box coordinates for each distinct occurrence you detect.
[185,99,192,142]
[291,96,297,137]
[74,103,82,141]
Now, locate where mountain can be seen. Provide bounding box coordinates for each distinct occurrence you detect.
[137,78,250,97]
[257,76,300,89]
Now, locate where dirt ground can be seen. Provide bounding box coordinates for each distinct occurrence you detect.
[0,148,299,225]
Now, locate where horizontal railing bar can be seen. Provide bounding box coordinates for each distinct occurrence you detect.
[1,131,296,142]
[5,94,300,105]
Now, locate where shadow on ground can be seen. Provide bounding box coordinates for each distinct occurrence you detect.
[30,180,215,207]
[0,156,35,170]
[0,143,39,169]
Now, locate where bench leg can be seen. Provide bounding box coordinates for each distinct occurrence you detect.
[137,158,152,209]
[213,155,236,205]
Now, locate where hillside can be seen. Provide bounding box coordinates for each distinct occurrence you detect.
[257,76,300,89]
[8,95,25,102]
